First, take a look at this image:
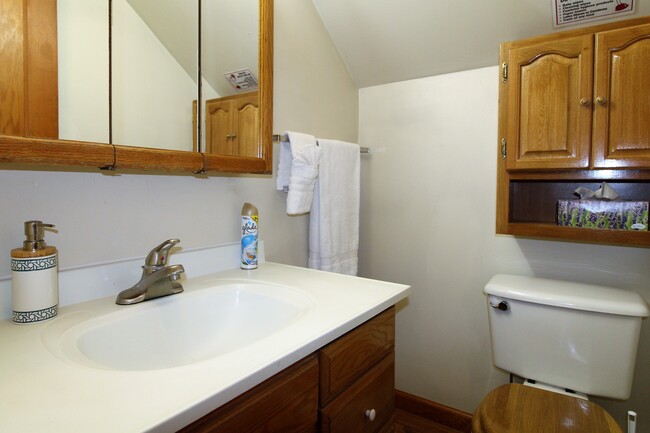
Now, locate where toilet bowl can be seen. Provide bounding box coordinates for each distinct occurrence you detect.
[472,384,622,433]
[474,274,649,433]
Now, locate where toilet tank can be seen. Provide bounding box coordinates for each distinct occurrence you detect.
[484,274,649,400]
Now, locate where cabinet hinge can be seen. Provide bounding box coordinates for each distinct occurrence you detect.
[501,62,508,83]
[500,138,506,159]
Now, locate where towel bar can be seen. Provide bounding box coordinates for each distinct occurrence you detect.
[273,134,369,154]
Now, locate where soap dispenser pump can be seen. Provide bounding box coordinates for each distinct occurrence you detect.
[10,221,59,324]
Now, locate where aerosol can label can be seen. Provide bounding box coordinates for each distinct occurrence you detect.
[241,216,258,269]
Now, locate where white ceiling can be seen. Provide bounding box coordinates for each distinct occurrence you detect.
[312,0,650,89]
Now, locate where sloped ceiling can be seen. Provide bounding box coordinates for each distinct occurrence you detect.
[127,0,258,97]
[312,0,650,88]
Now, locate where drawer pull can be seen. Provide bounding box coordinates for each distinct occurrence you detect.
[365,409,376,421]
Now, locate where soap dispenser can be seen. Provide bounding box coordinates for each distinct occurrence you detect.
[10,221,59,324]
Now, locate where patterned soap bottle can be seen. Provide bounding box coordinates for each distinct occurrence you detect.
[11,221,59,324]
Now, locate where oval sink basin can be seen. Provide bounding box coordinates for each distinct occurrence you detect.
[50,281,314,371]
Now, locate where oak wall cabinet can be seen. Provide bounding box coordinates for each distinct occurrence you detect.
[205,92,260,157]
[497,16,650,246]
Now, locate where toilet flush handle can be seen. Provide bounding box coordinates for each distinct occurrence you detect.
[490,300,510,311]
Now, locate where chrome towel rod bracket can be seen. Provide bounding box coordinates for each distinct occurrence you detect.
[273,134,369,154]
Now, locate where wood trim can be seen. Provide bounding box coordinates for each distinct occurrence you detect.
[201,0,273,174]
[259,0,273,173]
[0,134,114,168]
[395,390,472,433]
[506,222,650,246]
[500,15,650,50]
[114,144,203,173]
[495,45,509,235]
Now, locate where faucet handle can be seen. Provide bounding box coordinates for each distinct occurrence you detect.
[145,239,180,268]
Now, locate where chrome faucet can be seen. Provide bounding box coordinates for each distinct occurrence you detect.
[116,239,185,305]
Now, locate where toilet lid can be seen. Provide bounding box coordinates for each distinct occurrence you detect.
[472,384,623,433]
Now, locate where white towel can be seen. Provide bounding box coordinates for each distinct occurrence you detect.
[276,131,322,215]
[308,139,360,275]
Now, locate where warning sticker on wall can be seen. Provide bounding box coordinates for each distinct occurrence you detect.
[224,69,258,91]
[552,0,635,27]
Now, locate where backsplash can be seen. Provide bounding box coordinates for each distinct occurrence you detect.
[0,241,265,321]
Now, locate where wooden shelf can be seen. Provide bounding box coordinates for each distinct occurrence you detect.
[504,222,650,247]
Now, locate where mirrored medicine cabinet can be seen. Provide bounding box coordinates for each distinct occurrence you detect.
[0,0,273,174]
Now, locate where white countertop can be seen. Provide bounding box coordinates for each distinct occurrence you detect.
[0,262,409,432]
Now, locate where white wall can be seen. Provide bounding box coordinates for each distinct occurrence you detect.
[358,66,650,431]
[0,1,357,283]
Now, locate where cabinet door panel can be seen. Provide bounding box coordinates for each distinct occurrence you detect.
[0,0,58,139]
[235,93,260,157]
[505,35,593,169]
[206,101,234,155]
[178,355,318,433]
[593,24,650,168]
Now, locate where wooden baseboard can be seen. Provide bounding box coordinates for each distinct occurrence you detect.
[395,390,473,433]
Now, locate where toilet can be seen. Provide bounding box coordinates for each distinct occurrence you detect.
[473,274,649,433]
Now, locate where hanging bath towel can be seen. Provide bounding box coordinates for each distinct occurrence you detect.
[276,131,322,215]
[308,139,360,275]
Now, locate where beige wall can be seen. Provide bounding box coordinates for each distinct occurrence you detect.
[358,66,650,431]
[0,1,357,275]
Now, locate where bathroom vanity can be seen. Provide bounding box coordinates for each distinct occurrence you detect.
[0,260,408,432]
[180,307,395,433]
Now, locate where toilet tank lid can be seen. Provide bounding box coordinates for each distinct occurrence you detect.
[484,274,650,317]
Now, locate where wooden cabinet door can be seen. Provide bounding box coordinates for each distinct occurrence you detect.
[234,93,260,157]
[204,92,259,156]
[593,23,650,168]
[178,355,319,433]
[0,0,58,139]
[205,99,235,155]
[504,35,593,170]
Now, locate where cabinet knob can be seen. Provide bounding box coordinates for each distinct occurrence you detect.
[579,98,590,106]
[596,96,607,105]
[365,409,376,422]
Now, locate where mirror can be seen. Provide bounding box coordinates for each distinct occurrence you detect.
[200,0,259,156]
[112,0,198,152]
[0,0,273,174]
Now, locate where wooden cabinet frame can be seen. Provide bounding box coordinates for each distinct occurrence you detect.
[0,0,273,175]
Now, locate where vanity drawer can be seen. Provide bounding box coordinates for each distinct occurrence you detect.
[319,307,395,404]
[320,351,395,433]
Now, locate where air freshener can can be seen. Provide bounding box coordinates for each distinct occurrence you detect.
[241,203,259,269]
